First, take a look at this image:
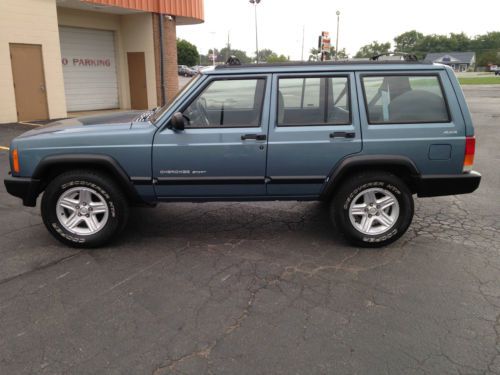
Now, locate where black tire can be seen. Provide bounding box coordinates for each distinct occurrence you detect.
[41,170,129,248]
[331,171,414,247]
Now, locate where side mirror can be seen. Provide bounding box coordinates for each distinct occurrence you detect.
[170,112,186,131]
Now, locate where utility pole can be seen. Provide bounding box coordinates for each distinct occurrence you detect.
[249,0,261,63]
[301,25,305,61]
[226,31,230,61]
[335,10,340,60]
[210,31,216,66]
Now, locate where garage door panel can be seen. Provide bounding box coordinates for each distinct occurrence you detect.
[59,26,119,111]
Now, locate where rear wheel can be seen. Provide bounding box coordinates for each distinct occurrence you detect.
[331,171,414,247]
[41,170,129,248]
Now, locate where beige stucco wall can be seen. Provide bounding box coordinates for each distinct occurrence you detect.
[120,13,157,109]
[0,2,158,123]
[0,0,67,123]
[57,7,157,110]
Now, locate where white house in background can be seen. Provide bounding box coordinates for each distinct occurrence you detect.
[424,52,476,72]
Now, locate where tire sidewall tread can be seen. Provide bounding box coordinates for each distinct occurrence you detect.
[331,171,414,248]
[41,170,129,248]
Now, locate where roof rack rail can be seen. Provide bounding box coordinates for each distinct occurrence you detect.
[370,52,418,62]
[225,56,241,66]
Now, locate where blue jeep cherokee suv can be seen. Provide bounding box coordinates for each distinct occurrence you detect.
[4,60,481,248]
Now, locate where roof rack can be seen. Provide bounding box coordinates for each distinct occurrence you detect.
[213,59,430,70]
[370,52,418,61]
[225,56,241,66]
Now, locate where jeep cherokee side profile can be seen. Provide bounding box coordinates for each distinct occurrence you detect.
[4,60,481,248]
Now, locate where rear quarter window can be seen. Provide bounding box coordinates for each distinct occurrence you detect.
[362,74,450,124]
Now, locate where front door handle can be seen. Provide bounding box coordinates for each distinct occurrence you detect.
[241,134,267,141]
[330,131,355,139]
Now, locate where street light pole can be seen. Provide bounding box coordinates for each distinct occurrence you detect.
[301,25,305,61]
[249,0,261,63]
[335,10,340,61]
[210,31,216,66]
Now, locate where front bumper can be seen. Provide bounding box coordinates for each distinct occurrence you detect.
[416,171,481,197]
[4,175,41,207]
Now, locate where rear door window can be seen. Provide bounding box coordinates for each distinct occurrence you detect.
[277,76,351,126]
[362,75,450,124]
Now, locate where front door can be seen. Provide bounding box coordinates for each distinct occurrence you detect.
[10,44,49,121]
[127,52,148,110]
[266,72,362,196]
[152,75,271,199]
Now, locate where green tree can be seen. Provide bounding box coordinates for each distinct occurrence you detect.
[177,39,199,66]
[308,47,320,61]
[394,30,424,52]
[414,34,453,54]
[354,41,391,58]
[266,53,289,63]
[335,48,348,60]
[471,31,500,50]
[447,32,471,51]
[217,47,252,63]
[256,48,275,62]
[476,50,500,66]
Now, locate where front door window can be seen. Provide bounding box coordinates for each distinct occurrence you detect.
[183,78,266,128]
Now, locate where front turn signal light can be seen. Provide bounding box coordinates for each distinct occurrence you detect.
[12,149,20,174]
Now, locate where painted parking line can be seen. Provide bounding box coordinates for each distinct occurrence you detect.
[0,146,10,151]
[19,121,43,127]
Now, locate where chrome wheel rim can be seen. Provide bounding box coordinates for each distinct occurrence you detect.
[348,187,400,236]
[56,187,109,236]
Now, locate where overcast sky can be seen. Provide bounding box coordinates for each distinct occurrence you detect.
[177,0,500,60]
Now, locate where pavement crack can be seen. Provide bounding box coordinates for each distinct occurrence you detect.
[0,251,82,286]
[152,345,214,375]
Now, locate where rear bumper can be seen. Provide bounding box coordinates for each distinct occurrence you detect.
[416,171,481,197]
[4,175,41,207]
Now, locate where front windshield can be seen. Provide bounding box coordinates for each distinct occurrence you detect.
[150,74,202,124]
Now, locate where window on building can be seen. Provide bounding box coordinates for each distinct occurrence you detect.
[362,75,450,124]
[277,76,351,126]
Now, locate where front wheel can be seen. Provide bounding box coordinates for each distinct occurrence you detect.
[331,171,414,247]
[41,170,129,248]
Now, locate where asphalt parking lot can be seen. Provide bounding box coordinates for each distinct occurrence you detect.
[0,86,499,374]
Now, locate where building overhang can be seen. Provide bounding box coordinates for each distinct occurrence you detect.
[74,0,204,24]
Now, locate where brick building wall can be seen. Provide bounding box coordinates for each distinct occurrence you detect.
[152,14,179,106]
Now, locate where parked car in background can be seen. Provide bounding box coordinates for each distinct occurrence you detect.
[4,59,481,248]
[178,65,187,75]
[190,65,205,74]
[178,65,196,77]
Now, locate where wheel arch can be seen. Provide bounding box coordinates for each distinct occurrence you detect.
[320,155,420,200]
[33,154,145,205]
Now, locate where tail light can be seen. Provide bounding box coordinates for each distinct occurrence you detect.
[463,136,475,172]
[11,149,20,174]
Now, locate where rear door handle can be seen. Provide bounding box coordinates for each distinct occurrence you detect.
[241,134,267,141]
[330,131,355,139]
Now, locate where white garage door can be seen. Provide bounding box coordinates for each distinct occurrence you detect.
[59,27,119,111]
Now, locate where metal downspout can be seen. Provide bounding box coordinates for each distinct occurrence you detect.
[159,14,166,105]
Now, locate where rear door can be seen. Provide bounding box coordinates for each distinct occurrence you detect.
[266,72,362,196]
[356,70,466,175]
[152,74,271,199]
